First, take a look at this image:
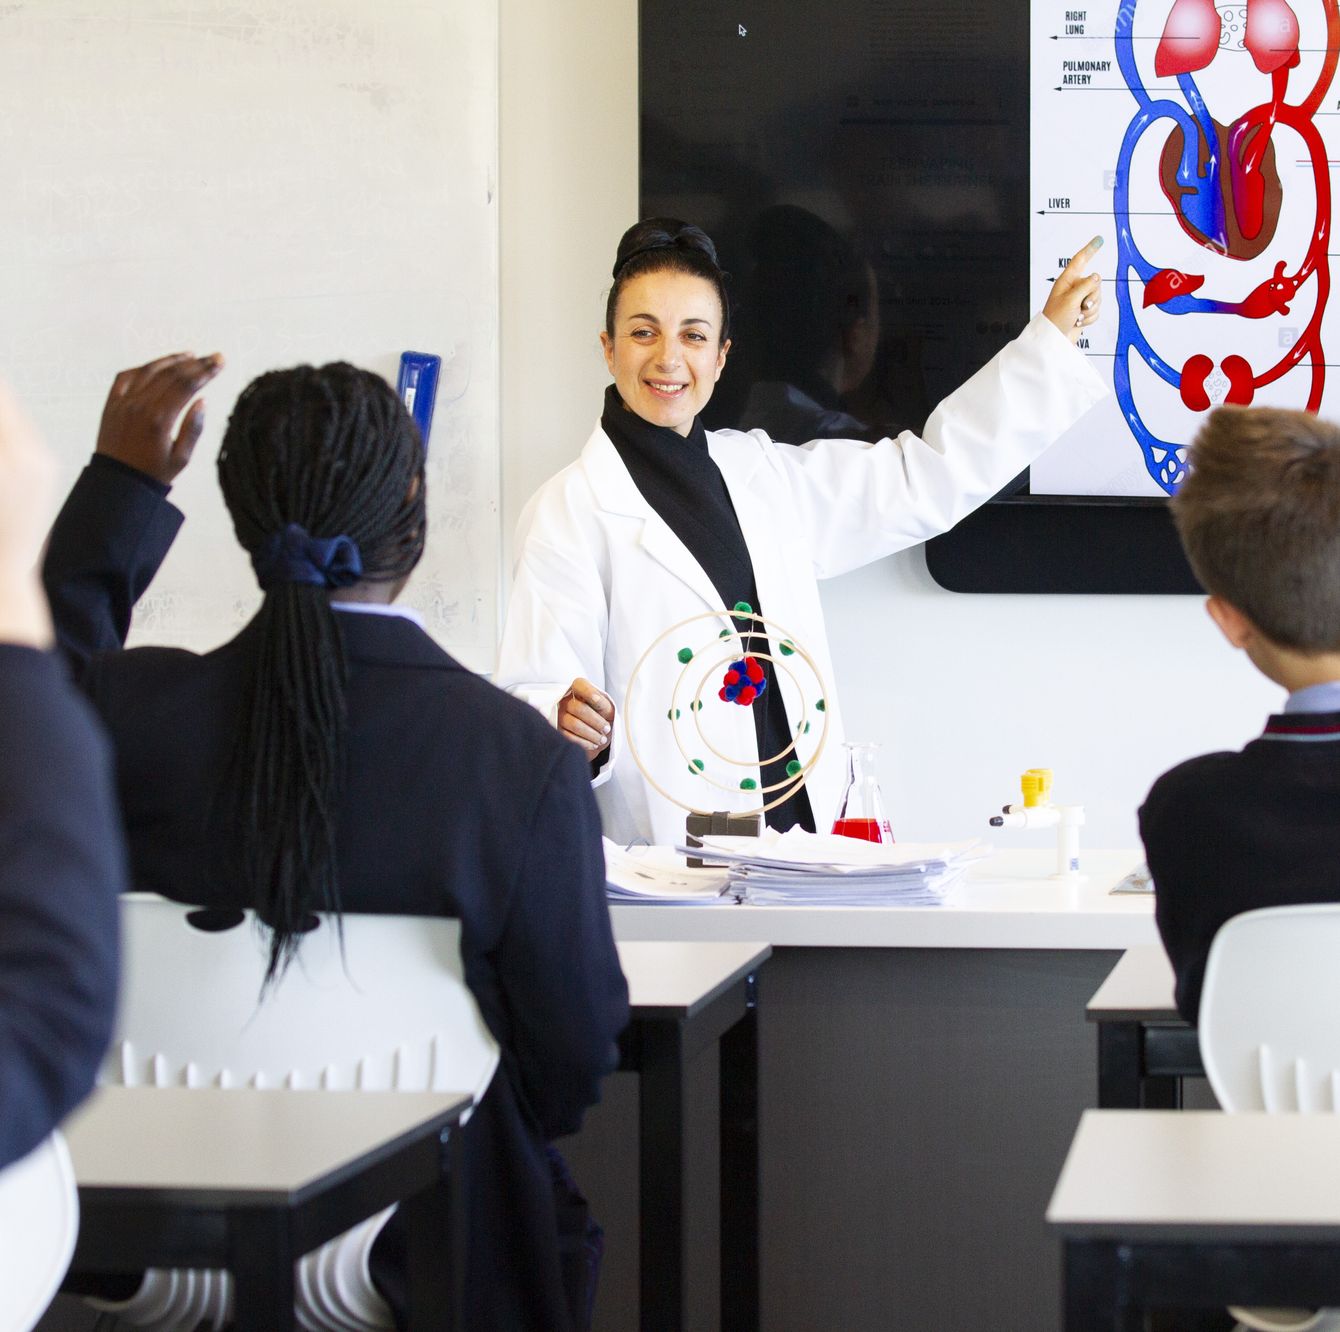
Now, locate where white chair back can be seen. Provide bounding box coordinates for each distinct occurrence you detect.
[90,894,500,1332]
[1199,903,1340,1113]
[106,894,499,1101]
[0,1130,79,1332]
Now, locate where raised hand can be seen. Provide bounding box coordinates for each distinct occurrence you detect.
[96,352,225,485]
[1043,237,1105,345]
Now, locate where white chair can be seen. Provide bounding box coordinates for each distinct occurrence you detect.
[0,1130,79,1332]
[88,894,500,1332]
[1199,904,1340,1332]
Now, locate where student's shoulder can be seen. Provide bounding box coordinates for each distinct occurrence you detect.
[385,634,575,750]
[1140,748,1249,830]
[83,641,206,689]
[444,663,591,789]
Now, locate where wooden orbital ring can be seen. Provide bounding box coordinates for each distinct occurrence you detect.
[624,610,832,818]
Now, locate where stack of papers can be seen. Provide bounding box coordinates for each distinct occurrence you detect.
[603,839,737,906]
[674,829,989,906]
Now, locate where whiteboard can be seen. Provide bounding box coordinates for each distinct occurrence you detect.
[0,0,499,670]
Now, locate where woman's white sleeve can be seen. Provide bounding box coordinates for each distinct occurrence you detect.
[494,489,619,786]
[775,314,1109,578]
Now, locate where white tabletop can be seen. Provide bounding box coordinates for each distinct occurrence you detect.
[1085,944,1179,1020]
[611,848,1155,950]
[616,939,771,1017]
[65,1086,470,1198]
[1049,1110,1340,1239]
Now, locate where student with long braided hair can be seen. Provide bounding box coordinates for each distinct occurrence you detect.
[43,354,628,1331]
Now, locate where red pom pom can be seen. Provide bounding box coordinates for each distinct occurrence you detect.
[738,685,756,705]
[724,669,740,685]
[745,658,764,683]
[718,687,729,700]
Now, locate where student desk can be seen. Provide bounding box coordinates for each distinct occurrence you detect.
[615,939,771,1332]
[1050,1109,1340,1328]
[567,849,1157,1332]
[1087,945,1204,1108]
[62,1086,470,1331]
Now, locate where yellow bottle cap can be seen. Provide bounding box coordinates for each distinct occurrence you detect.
[1020,768,1053,807]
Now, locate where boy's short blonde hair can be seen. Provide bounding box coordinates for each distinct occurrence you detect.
[1173,406,1340,650]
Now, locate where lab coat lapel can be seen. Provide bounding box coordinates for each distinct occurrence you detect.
[579,425,727,613]
[709,433,789,622]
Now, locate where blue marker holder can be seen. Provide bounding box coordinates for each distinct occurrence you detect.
[396,351,441,452]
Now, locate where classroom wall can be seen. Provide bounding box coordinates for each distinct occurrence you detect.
[4,0,500,671]
[497,0,1282,851]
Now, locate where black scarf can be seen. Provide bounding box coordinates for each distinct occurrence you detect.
[601,385,815,833]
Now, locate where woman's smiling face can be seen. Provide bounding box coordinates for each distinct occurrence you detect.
[600,269,731,436]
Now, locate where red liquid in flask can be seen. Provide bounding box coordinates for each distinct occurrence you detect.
[831,742,895,843]
[831,817,894,843]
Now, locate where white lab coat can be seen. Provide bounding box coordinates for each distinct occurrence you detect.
[496,314,1107,847]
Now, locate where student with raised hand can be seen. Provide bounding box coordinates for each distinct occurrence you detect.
[0,378,125,1171]
[43,355,628,1331]
[496,218,1108,846]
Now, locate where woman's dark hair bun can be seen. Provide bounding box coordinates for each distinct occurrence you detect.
[612,217,722,279]
[606,217,732,341]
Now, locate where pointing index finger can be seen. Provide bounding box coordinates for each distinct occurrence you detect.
[1063,234,1105,277]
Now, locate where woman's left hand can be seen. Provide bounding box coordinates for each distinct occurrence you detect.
[1043,236,1104,344]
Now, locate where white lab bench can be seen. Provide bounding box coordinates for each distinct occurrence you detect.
[564,849,1159,1332]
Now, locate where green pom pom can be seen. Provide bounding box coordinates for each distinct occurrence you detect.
[739,777,758,790]
[786,759,802,777]
[690,699,703,712]
[719,628,732,639]
[667,708,680,720]
[677,647,693,664]
[733,600,753,614]
[779,640,795,656]
[689,758,705,773]
[815,698,826,712]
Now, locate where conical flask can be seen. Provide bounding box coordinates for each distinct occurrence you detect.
[831,741,894,843]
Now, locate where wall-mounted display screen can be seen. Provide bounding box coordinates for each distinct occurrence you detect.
[640,0,1333,591]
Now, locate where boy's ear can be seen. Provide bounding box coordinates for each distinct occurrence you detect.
[1205,595,1256,649]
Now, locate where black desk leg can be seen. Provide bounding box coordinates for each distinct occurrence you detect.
[406,1124,463,1331]
[1063,1239,1146,1332]
[1140,1071,1182,1110]
[719,973,760,1332]
[230,1210,296,1331]
[639,1020,687,1332]
[1097,1022,1143,1110]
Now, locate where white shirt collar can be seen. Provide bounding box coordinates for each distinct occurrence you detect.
[329,601,426,631]
[1283,680,1340,714]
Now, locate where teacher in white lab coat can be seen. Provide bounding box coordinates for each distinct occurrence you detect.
[495,218,1107,848]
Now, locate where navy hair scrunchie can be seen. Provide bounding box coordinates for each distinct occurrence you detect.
[251,523,364,591]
